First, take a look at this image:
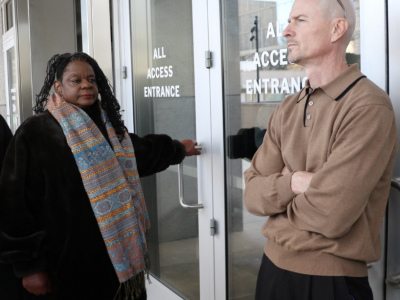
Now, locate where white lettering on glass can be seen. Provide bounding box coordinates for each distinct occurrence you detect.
[153,47,167,59]
[266,22,275,39]
[245,77,307,96]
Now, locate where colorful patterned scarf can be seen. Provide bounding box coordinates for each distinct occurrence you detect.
[47,94,150,288]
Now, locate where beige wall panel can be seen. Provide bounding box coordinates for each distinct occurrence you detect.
[90,0,113,86]
[29,0,76,101]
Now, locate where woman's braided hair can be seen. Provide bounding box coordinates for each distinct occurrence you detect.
[33,52,125,139]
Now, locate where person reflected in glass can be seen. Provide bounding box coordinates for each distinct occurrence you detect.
[0,52,200,300]
[0,114,22,300]
[228,106,272,161]
[0,114,12,172]
[244,0,397,299]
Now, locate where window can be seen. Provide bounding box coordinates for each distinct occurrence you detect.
[5,0,13,32]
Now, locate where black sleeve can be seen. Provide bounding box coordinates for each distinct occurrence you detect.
[0,115,13,174]
[129,133,186,177]
[0,126,47,278]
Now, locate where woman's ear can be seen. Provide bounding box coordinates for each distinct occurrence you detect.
[331,18,348,43]
[53,81,62,97]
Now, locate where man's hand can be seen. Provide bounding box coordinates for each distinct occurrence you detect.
[291,171,314,195]
[22,271,51,296]
[181,140,201,156]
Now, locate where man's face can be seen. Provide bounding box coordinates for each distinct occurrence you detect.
[282,0,332,66]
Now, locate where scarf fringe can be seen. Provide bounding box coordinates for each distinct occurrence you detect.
[113,271,146,300]
[113,235,152,300]
[145,231,151,284]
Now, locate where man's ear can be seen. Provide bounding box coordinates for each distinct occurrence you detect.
[53,81,62,96]
[331,18,348,43]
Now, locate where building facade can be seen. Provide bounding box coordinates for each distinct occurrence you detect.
[1,0,400,299]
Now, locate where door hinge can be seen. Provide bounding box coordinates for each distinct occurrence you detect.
[122,66,128,79]
[205,51,212,69]
[210,219,216,236]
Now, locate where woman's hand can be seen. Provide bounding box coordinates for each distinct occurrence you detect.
[180,140,201,156]
[23,271,51,296]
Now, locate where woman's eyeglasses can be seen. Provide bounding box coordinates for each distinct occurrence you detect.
[336,0,347,19]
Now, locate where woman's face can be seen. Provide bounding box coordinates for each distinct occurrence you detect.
[54,60,99,109]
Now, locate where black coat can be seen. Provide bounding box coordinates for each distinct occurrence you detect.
[0,105,186,300]
[0,114,13,171]
[0,114,21,300]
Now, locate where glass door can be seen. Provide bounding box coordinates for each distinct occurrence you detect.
[221,2,308,298]
[127,0,215,299]
[218,1,387,299]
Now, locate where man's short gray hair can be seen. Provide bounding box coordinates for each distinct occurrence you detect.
[319,0,356,47]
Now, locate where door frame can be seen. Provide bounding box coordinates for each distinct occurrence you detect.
[361,1,389,300]
[112,0,226,299]
[3,28,15,127]
[386,0,400,299]
[111,0,134,133]
[207,0,226,299]
[2,0,18,129]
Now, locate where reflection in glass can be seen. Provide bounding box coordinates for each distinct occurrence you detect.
[222,1,360,299]
[75,0,83,52]
[130,1,199,299]
[7,47,18,133]
[6,0,13,32]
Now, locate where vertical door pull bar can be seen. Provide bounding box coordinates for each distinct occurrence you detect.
[178,145,204,209]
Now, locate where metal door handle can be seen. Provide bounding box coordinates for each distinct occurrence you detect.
[178,145,204,209]
[391,179,400,192]
[386,273,400,288]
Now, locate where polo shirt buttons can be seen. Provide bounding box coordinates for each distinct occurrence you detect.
[309,101,314,106]
[307,114,311,120]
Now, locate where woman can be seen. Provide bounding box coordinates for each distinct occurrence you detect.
[0,52,199,300]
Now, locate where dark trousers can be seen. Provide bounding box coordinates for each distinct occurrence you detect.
[256,254,373,300]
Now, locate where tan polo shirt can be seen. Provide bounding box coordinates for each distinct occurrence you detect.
[244,64,398,277]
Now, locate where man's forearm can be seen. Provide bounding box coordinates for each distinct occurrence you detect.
[244,169,296,216]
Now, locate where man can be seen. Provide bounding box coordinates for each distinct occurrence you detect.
[244,0,398,299]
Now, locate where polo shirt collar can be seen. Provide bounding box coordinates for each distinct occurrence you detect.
[320,64,366,101]
[297,83,314,103]
[297,64,366,103]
